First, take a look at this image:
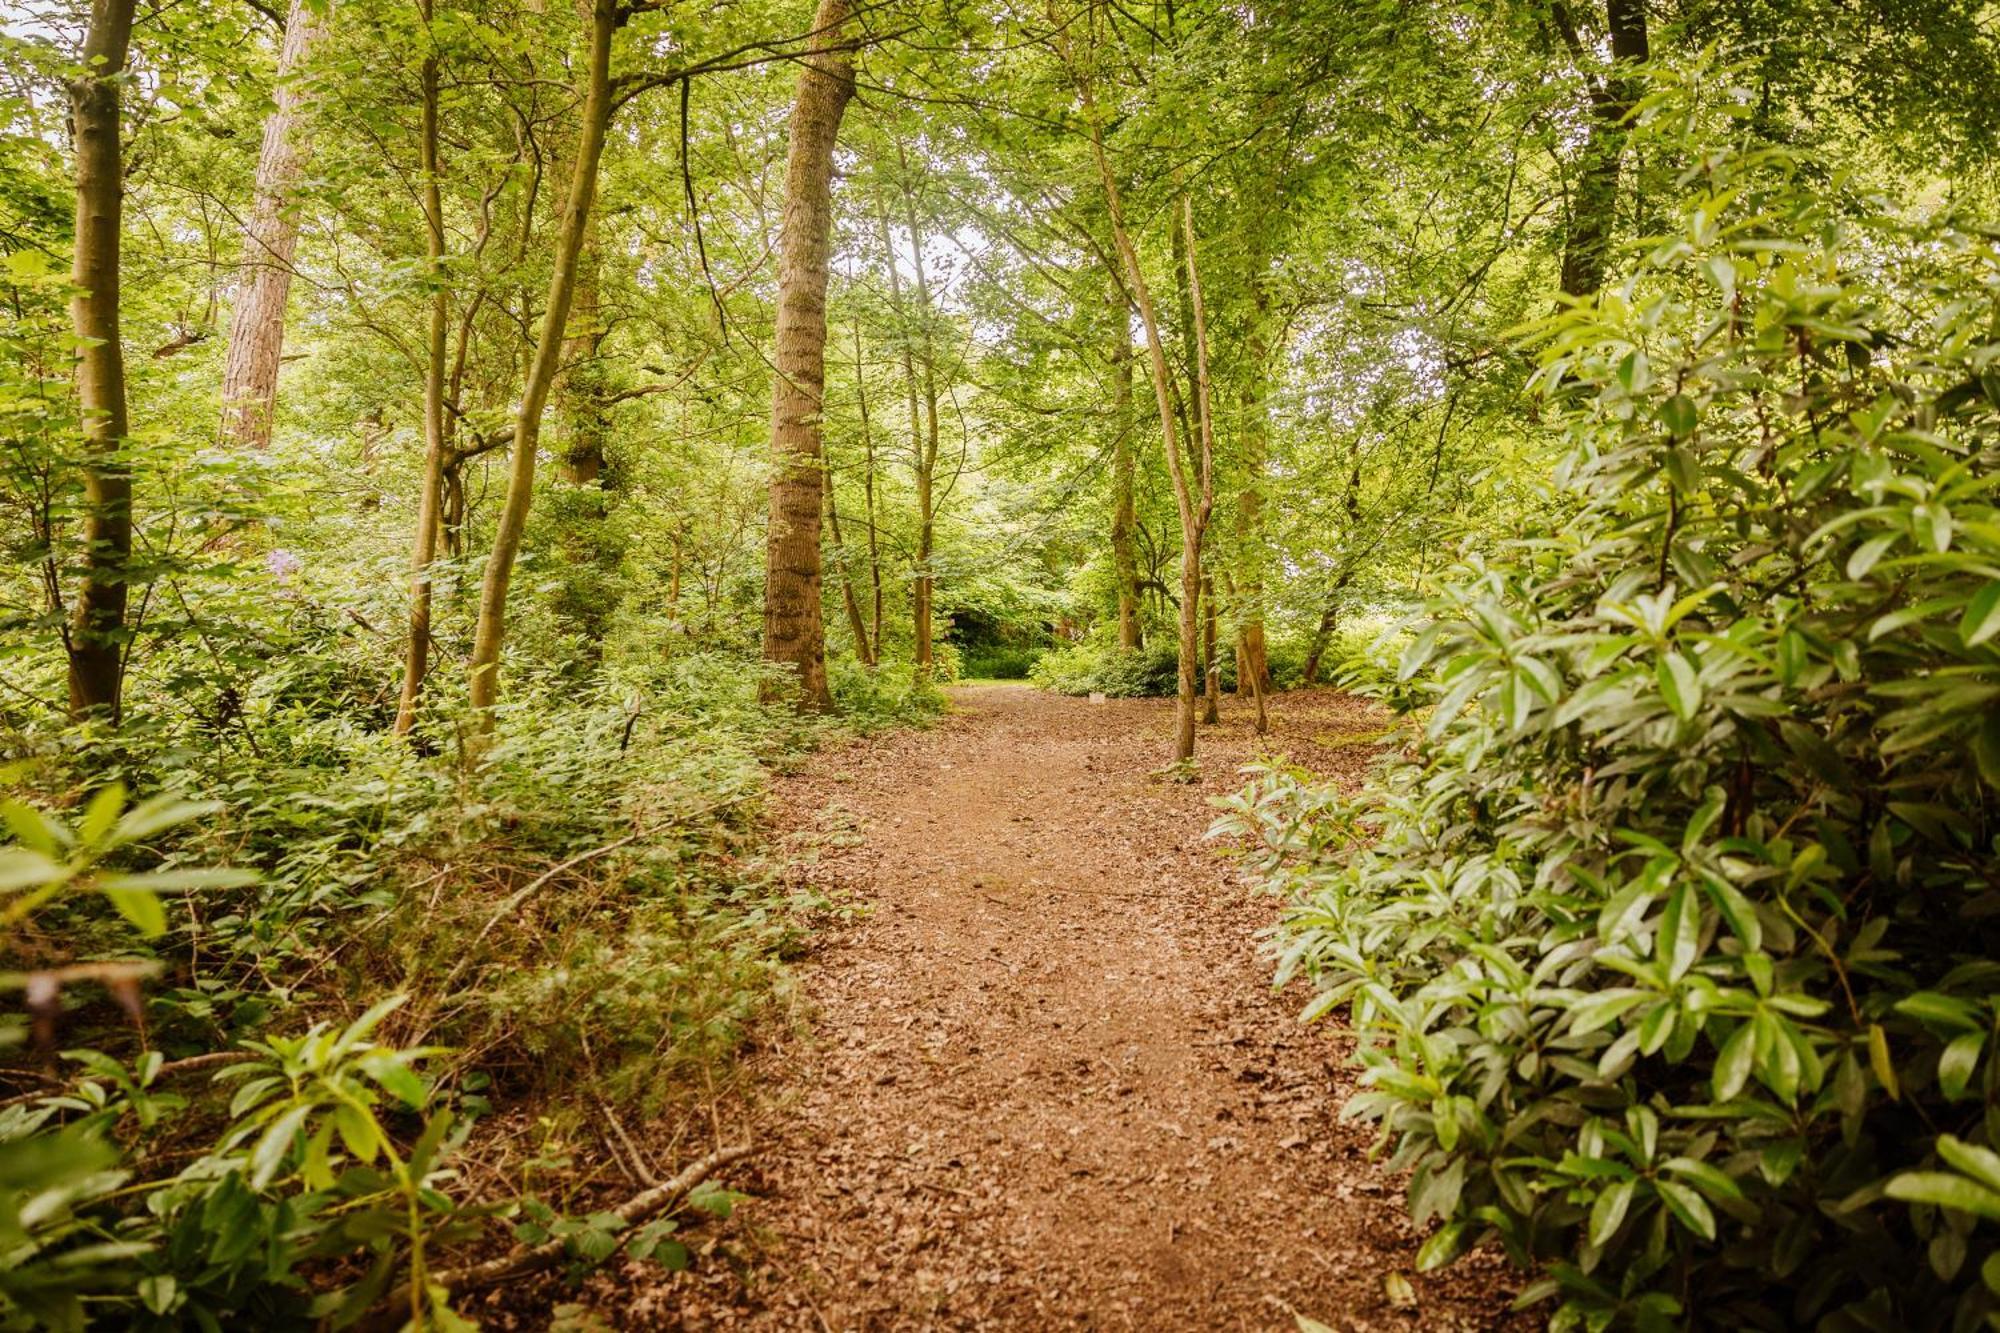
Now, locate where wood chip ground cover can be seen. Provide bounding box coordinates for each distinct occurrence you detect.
[492,685,1522,1330]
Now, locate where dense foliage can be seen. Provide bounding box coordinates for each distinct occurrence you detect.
[1224,92,2000,1331]
[7,0,2000,1321]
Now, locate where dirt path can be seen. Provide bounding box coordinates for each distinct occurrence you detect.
[576,686,1517,1330]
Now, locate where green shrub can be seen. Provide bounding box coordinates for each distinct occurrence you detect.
[960,645,1043,680]
[1030,640,1182,696]
[1220,106,2000,1330]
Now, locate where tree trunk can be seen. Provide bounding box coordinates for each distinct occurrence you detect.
[1201,574,1220,724]
[760,0,853,713]
[558,211,606,485]
[64,0,138,723]
[826,450,872,665]
[852,315,884,662]
[894,146,943,680]
[1557,0,1649,299]
[1299,573,1352,686]
[393,22,449,738]
[219,0,321,450]
[1082,103,1209,762]
[1107,271,1141,650]
[467,0,614,738]
[1234,286,1273,697]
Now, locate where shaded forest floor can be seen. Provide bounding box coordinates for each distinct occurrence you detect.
[519,686,1520,1330]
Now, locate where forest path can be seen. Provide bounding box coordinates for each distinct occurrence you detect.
[583,686,1515,1330]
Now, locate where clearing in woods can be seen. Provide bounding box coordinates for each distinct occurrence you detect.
[566,685,1518,1330]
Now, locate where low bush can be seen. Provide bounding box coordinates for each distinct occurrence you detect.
[1030,639,1182,697]
[960,645,1043,680]
[1219,104,2000,1331]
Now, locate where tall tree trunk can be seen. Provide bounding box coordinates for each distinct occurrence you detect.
[558,211,606,485]
[894,145,943,679]
[65,0,138,723]
[1200,573,1220,724]
[1234,285,1273,696]
[466,0,614,738]
[1107,271,1141,650]
[760,0,853,713]
[1082,98,1209,761]
[1556,0,1649,299]
[219,0,322,449]
[393,15,449,738]
[826,450,872,665]
[852,314,884,662]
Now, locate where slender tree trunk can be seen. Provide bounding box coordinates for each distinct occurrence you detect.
[1299,573,1351,686]
[558,211,606,485]
[393,19,449,737]
[1557,0,1649,299]
[467,0,614,738]
[1107,271,1141,650]
[1200,573,1220,723]
[1082,103,1209,762]
[1235,287,1273,696]
[895,146,943,679]
[65,0,138,723]
[760,0,853,712]
[219,0,322,449]
[852,315,884,662]
[826,452,872,665]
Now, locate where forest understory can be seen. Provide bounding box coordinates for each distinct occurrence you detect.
[496,686,1518,1332]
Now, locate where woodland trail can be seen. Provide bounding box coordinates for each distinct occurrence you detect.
[568,686,1519,1330]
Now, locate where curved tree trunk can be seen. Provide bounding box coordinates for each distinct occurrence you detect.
[219,0,322,450]
[760,0,853,713]
[466,0,615,741]
[65,0,138,723]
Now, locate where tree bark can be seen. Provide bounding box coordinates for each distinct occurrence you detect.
[1081,92,1209,762]
[219,0,322,450]
[393,15,449,738]
[467,0,614,739]
[826,447,872,665]
[1200,573,1220,724]
[1234,286,1273,697]
[1556,0,1649,299]
[853,315,884,662]
[1106,272,1141,650]
[894,145,943,679]
[65,0,138,723]
[760,0,853,712]
[558,210,606,485]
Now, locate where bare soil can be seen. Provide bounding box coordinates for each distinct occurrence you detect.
[562,685,1521,1330]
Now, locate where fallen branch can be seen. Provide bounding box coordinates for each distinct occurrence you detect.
[0,1049,254,1110]
[376,1142,754,1316]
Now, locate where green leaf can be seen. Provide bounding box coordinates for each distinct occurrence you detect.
[1938,1032,1984,1101]
[77,783,126,846]
[98,869,259,892]
[1657,651,1700,722]
[1414,1220,1472,1271]
[1937,1135,2000,1195]
[1885,1171,2000,1221]
[1591,1178,1636,1246]
[1961,581,2000,648]
[1659,394,1699,438]
[1659,881,1700,982]
[1713,1021,1756,1102]
[100,883,167,937]
[1656,1179,1716,1240]
[1847,532,1898,580]
[1868,1024,1899,1100]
